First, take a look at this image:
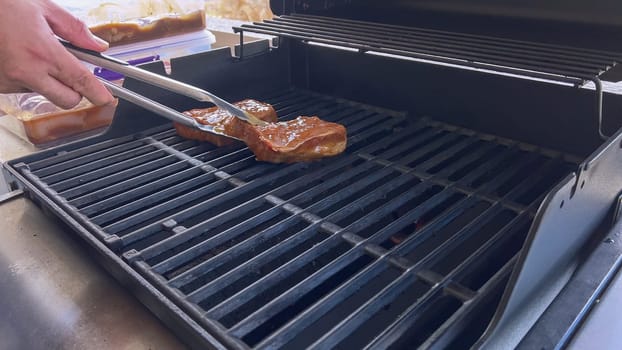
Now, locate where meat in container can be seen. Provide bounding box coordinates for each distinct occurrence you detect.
[83,0,207,47]
[0,94,118,148]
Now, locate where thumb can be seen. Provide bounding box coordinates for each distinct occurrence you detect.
[44,1,109,52]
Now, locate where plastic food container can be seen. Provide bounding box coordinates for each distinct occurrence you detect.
[0,94,118,148]
[84,2,215,80]
[101,29,215,62]
[83,0,207,45]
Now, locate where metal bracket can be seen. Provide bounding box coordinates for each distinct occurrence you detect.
[477,123,622,349]
[613,192,622,224]
[234,28,282,60]
[0,161,22,201]
[593,77,608,140]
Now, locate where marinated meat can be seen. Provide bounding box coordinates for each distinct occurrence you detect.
[89,10,206,47]
[176,100,347,163]
[174,99,277,146]
[228,116,347,163]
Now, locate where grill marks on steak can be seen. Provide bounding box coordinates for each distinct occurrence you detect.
[175,99,348,163]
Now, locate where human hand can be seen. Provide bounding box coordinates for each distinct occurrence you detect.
[0,0,114,109]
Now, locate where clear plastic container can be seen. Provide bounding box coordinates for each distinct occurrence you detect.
[0,94,118,148]
[89,9,208,47]
[103,29,215,62]
[83,1,215,80]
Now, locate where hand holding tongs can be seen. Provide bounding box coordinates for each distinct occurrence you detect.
[60,40,267,138]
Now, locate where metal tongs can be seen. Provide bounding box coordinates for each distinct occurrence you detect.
[60,40,267,139]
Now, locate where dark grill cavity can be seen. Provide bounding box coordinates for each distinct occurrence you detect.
[16,89,577,349]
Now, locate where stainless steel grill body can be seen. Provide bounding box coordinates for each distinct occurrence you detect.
[7,5,622,348]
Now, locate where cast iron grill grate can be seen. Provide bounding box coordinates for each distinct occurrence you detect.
[236,14,622,86]
[15,89,578,349]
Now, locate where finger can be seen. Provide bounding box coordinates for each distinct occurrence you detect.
[43,39,114,106]
[24,74,82,109]
[43,1,109,52]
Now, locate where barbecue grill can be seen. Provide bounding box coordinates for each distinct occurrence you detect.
[5,1,622,349]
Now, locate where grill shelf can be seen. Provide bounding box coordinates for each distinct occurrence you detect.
[11,89,578,349]
[236,14,622,139]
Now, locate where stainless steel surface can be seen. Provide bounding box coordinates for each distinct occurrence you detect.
[99,78,241,140]
[65,43,267,126]
[479,124,622,348]
[569,264,622,350]
[0,196,186,350]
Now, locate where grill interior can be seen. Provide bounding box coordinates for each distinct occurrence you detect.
[15,88,578,349]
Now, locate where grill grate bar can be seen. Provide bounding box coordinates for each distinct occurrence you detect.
[131,99,398,256]
[226,148,516,343]
[501,157,567,202]
[183,166,416,302]
[225,194,479,339]
[205,231,348,321]
[33,127,179,179]
[413,136,481,171]
[226,245,365,338]
[116,161,302,242]
[186,220,334,304]
[71,144,240,210]
[273,97,336,118]
[254,260,389,349]
[456,144,522,185]
[138,161,364,262]
[40,143,165,184]
[252,135,549,348]
[416,255,517,350]
[103,155,261,236]
[206,179,446,321]
[152,155,369,275]
[308,271,424,349]
[395,133,468,168]
[163,158,378,285]
[28,136,147,174]
[372,209,533,349]
[308,202,530,349]
[330,185,454,236]
[474,152,542,193]
[379,130,460,164]
[356,124,437,158]
[288,194,498,346]
[82,164,204,216]
[165,214,305,288]
[57,154,182,198]
[432,141,499,178]
[359,148,531,215]
[284,166,410,219]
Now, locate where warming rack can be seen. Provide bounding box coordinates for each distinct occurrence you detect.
[235,14,622,139]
